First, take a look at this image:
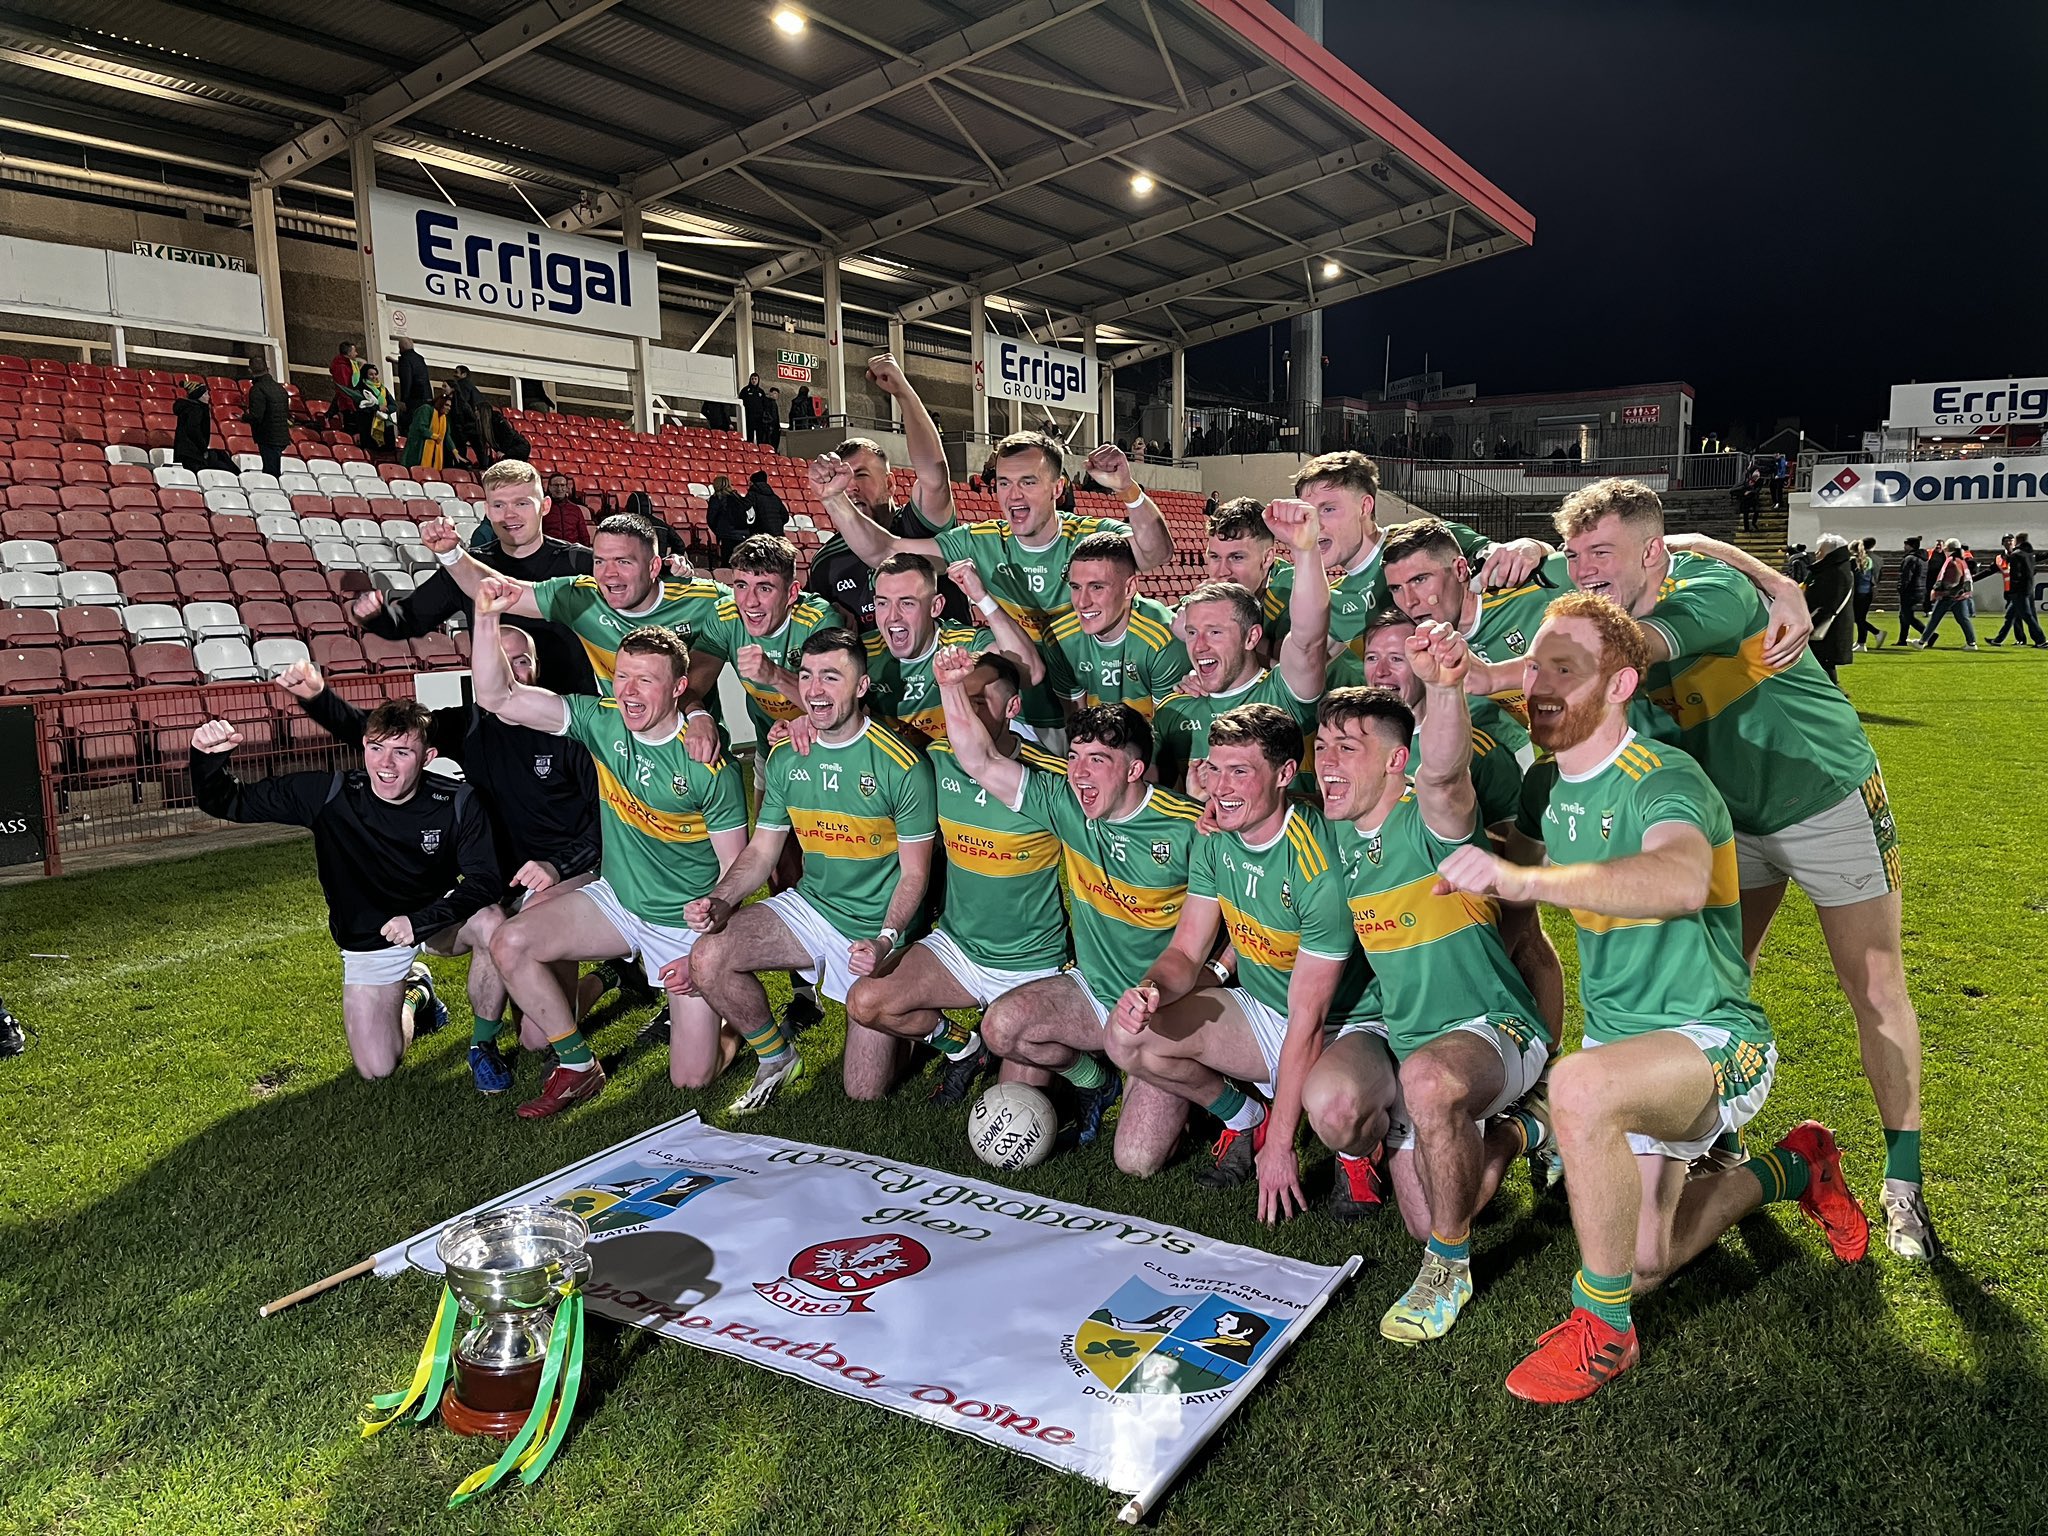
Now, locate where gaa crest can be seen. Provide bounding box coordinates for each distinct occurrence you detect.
[533,753,554,779]
[420,828,442,854]
[672,774,689,796]
[859,772,878,798]
[1150,840,1171,866]
[1279,879,1293,911]
[1599,810,1614,841]
[1068,1275,1283,1396]
[755,1233,932,1317]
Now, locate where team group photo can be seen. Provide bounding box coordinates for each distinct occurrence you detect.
[0,1,2039,1532]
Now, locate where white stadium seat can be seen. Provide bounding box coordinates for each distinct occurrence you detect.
[104,445,149,466]
[383,519,421,543]
[203,489,251,515]
[278,473,320,495]
[239,471,282,493]
[197,469,241,491]
[399,543,435,572]
[256,515,305,542]
[233,453,265,474]
[148,448,176,467]
[182,602,247,642]
[249,491,294,517]
[340,518,384,543]
[59,571,123,606]
[279,455,309,476]
[312,540,363,570]
[153,465,198,489]
[194,637,262,681]
[345,461,384,482]
[299,517,345,542]
[419,480,456,498]
[2,540,60,573]
[252,636,310,673]
[0,572,61,608]
[382,571,418,596]
[121,603,188,644]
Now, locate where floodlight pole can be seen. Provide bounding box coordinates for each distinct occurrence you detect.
[1171,346,1187,460]
[733,285,756,391]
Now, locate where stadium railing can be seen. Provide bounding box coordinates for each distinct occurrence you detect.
[4,673,401,877]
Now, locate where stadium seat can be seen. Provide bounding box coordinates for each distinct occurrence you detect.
[103,444,148,466]
[344,461,383,482]
[209,513,260,541]
[201,684,276,751]
[166,539,221,570]
[56,538,116,572]
[409,632,460,668]
[137,690,211,758]
[2,539,60,573]
[58,571,123,606]
[175,568,234,604]
[133,641,203,687]
[419,480,456,498]
[109,509,163,539]
[0,647,64,694]
[0,608,59,647]
[238,472,282,494]
[267,540,319,572]
[357,544,400,573]
[312,540,363,570]
[217,539,270,571]
[116,568,176,604]
[202,488,251,515]
[278,473,321,495]
[339,517,382,543]
[249,490,293,517]
[62,643,134,689]
[383,571,418,597]
[291,598,351,636]
[196,469,239,491]
[120,603,188,644]
[57,608,125,654]
[253,636,311,674]
[256,514,305,543]
[181,602,246,642]
[310,634,371,675]
[1,510,59,542]
[114,538,173,571]
[193,637,262,682]
[160,510,210,540]
[56,508,113,540]
[299,516,343,541]
[361,634,412,673]
[56,694,139,779]
[240,601,297,641]
[279,571,329,604]
[153,466,198,489]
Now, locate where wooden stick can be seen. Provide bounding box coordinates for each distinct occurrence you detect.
[258,1256,377,1318]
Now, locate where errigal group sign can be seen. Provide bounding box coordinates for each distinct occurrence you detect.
[1888,376,2048,430]
[986,334,1099,408]
[370,189,660,339]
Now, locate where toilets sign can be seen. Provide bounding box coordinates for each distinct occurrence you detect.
[370,189,660,338]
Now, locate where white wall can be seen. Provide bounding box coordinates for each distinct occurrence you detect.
[1791,491,2043,552]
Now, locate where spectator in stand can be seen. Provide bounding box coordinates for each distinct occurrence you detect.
[329,341,360,418]
[354,364,399,454]
[1733,468,1764,531]
[1851,536,1884,651]
[1204,491,1219,520]
[1804,532,1857,685]
[740,372,771,444]
[1920,538,1980,649]
[447,365,489,469]
[745,469,789,537]
[393,337,430,433]
[1130,436,1148,464]
[1773,453,1792,513]
[788,384,817,428]
[706,474,753,563]
[766,388,785,450]
[1990,533,2046,647]
[542,473,593,545]
[1785,543,1812,584]
[1895,535,1929,644]
[488,407,530,464]
[404,387,453,471]
[243,356,292,479]
[172,380,214,474]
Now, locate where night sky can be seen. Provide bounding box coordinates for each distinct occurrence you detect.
[1197,0,2048,447]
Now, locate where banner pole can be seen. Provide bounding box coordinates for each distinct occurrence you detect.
[258,1256,377,1318]
[1115,1253,1362,1526]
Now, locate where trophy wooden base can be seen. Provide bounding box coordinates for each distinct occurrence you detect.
[440,1356,545,1441]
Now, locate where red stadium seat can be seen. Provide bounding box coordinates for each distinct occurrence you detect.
[137,691,211,758]
[241,600,298,640]
[58,482,110,506]
[114,538,173,570]
[268,540,319,570]
[175,568,234,603]
[309,634,370,675]
[1,509,58,541]
[107,464,155,487]
[61,644,134,690]
[156,488,205,512]
[109,508,163,539]
[166,539,220,569]
[56,509,113,540]
[235,568,286,603]
[56,606,125,647]
[361,634,413,673]
[116,567,177,603]
[160,511,210,540]
[291,599,351,636]
[0,647,64,695]
[217,539,270,571]
[55,537,116,572]
[201,685,276,752]
[209,513,260,541]
[279,570,329,603]
[0,609,59,648]
[5,484,58,510]
[132,641,204,687]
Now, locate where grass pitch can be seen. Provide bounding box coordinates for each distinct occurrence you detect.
[2,646,2045,1535]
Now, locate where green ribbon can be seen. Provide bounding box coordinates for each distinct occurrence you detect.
[446,1288,584,1509]
[360,1285,458,1437]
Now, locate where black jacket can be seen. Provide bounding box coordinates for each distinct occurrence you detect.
[243,377,292,448]
[192,751,500,949]
[297,687,599,882]
[171,395,212,471]
[1804,544,1855,668]
[745,483,789,537]
[362,536,598,695]
[706,491,755,552]
[395,348,431,411]
[1897,549,1929,603]
[449,376,486,426]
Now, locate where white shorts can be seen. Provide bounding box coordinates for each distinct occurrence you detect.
[1060,968,1115,1028]
[339,922,463,987]
[1585,1023,1777,1162]
[759,888,862,1004]
[1381,1015,1551,1152]
[920,928,1068,1008]
[1736,771,1900,908]
[578,877,700,989]
[1227,987,1296,1099]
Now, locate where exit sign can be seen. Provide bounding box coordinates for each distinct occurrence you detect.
[777,349,819,368]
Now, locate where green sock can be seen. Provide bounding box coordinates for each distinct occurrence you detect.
[1746,1146,1811,1205]
[1883,1128,1922,1184]
[925,1016,980,1058]
[1427,1229,1471,1265]
[470,1013,502,1048]
[402,982,429,1017]
[743,1019,792,1064]
[1507,1106,1547,1155]
[1572,1266,1634,1332]
[1059,1053,1108,1091]
[549,1028,593,1067]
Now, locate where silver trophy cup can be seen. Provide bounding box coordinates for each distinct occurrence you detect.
[434,1203,591,1438]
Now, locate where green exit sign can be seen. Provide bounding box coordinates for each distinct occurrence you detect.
[777,349,820,368]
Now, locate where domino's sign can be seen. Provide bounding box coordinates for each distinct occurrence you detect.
[988,334,1097,407]
[1889,376,2048,430]
[369,189,660,339]
[1812,458,2048,508]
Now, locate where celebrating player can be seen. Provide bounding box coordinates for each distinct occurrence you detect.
[840,649,1072,1103]
[189,701,499,1082]
[939,688,1201,1158]
[1042,532,1191,720]
[1545,479,1933,1259]
[469,577,750,1118]
[860,551,1044,744]
[1311,625,1552,1342]
[687,629,937,1114]
[1189,496,1290,655]
[1436,593,1869,1401]
[1108,704,1373,1223]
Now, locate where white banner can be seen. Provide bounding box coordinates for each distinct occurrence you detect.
[986,333,1099,408]
[378,1115,1353,1512]
[1811,456,2048,508]
[369,189,660,339]
[1888,376,2048,430]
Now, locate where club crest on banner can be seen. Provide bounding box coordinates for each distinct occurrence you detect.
[551,1160,730,1237]
[755,1233,932,1316]
[1067,1275,1283,1396]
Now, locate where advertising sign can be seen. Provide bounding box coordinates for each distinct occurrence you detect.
[1888,377,2048,431]
[987,334,1099,408]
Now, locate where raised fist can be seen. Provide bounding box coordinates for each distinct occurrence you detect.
[945,558,988,605]
[808,453,855,500]
[932,643,978,689]
[273,659,325,699]
[474,575,523,617]
[191,718,242,754]
[1084,444,1131,495]
[1263,497,1321,555]
[865,354,908,397]
[418,518,460,555]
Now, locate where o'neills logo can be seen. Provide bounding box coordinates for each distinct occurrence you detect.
[755,1233,931,1316]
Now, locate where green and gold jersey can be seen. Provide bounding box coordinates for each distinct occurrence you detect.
[692,594,840,740]
[935,513,1132,726]
[756,718,937,936]
[1153,667,1318,793]
[533,575,729,694]
[1043,595,1191,719]
[863,624,992,744]
[1411,717,1526,829]
[1189,805,1372,1028]
[1636,551,1879,835]
[1011,770,1202,999]
[1270,519,1491,652]
[1461,551,1571,724]
[1537,732,1768,1046]
[929,738,1070,971]
[560,694,748,927]
[1333,791,1542,1060]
